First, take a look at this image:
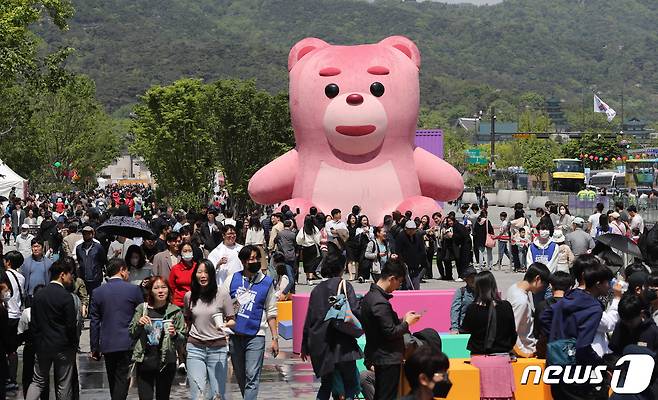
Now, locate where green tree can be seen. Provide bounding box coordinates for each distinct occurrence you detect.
[131,78,294,210]
[131,79,217,205]
[203,79,294,209]
[562,132,622,169]
[519,137,562,186]
[0,75,120,189]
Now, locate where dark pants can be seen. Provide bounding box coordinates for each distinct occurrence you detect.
[21,345,48,400]
[357,262,371,281]
[511,244,521,271]
[317,361,359,400]
[409,268,424,290]
[0,350,7,400]
[25,350,76,400]
[359,369,376,400]
[3,231,10,245]
[425,247,435,279]
[136,362,176,400]
[85,280,102,303]
[374,364,401,400]
[456,248,472,278]
[439,259,454,280]
[104,351,132,400]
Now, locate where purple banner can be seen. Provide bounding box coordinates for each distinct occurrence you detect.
[415,129,444,159]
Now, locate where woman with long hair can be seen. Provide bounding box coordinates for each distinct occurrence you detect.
[556,204,574,233]
[461,271,517,400]
[472,210,494,271]
[125,244,153,286]
[345,214,360,281]
[363,226,390,282]
[355,215,372,283]
[129,276,186,400]
[419,214,436,280]
[184,260,235,400]
[296,215,322,283]
[168,242,197,308]
[245,215,268,273]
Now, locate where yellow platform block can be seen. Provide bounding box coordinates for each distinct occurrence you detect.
[443,358,481,400]
[277,301,293,322]
[512,358,553,400]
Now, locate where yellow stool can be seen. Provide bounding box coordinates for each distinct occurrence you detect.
[444,358,480,400]
[277,301,292,322]
[512,358,553,400]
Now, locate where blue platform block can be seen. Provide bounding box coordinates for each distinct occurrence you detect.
[279,320,293,340]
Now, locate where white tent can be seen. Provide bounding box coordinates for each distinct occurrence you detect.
[0,159,27,199]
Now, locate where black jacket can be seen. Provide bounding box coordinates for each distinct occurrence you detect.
[199,221,223,251]
[301,277,362,377]
[31,282,78,353]
[395,231,428,273]
[361,284,409,366]
[610,318,658,355]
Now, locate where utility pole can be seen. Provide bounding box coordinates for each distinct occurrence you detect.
[490,107,496,170]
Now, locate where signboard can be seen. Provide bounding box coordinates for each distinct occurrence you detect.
[465,149,488,165]
[512,133,531,139]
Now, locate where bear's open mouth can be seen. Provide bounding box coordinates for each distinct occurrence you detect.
[335,125,376,136]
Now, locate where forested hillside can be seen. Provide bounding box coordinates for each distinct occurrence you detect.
[42,0,658,119]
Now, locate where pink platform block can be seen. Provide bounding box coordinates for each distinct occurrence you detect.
[292,289,456,354]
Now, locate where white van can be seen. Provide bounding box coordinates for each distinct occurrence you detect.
[588,171,626,191]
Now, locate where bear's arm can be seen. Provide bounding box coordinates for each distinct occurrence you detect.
[414,147,464,201]
[247,149,298,204]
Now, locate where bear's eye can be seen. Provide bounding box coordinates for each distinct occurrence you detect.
[325,84,340,99]
[370,82,385,97]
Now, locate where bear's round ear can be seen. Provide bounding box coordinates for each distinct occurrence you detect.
[379,36,421,68]
[288,38,330,71]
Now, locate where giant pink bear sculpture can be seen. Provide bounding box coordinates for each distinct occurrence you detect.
[248,36,464,225]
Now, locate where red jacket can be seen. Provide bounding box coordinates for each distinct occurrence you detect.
[168,261,196,307]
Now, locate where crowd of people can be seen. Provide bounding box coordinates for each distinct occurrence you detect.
[0,185,657,400]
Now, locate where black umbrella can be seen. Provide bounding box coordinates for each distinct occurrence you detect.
[592,241,624,272]
[596,233,643,258]
[97,216,154,239]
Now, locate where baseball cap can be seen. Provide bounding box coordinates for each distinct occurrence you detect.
[405,220,417,229]
[573,217,585,225]
[610,212,620,219]
[21,223,29,229]
[57,215,66,223]
[81,225,94,232]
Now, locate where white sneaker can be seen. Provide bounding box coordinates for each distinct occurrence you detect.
[454,278,464,282]
[178,362,187,374]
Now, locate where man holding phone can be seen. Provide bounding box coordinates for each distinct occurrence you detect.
[361,259,422,400]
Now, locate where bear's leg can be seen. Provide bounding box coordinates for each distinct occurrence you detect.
[395,196,443,220]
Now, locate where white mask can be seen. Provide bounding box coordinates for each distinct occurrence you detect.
[182,252,194,261]
[539,230,550,239]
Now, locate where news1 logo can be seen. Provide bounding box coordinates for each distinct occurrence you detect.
[521,355,655,394]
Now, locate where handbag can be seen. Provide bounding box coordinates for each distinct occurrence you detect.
[546,338,577,366]
[324,280,363,338]
[485,233,496,248]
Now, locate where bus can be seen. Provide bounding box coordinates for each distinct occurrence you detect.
[588,171,626,192]
[625,158,658,192]
[550,159,585,192]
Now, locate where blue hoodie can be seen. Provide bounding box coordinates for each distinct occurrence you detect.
[540,288,604,365]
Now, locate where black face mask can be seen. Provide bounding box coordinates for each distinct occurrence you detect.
[433,378,452,398]
[247,262,260,273]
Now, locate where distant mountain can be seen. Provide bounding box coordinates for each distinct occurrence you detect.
[44,0,658,120]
